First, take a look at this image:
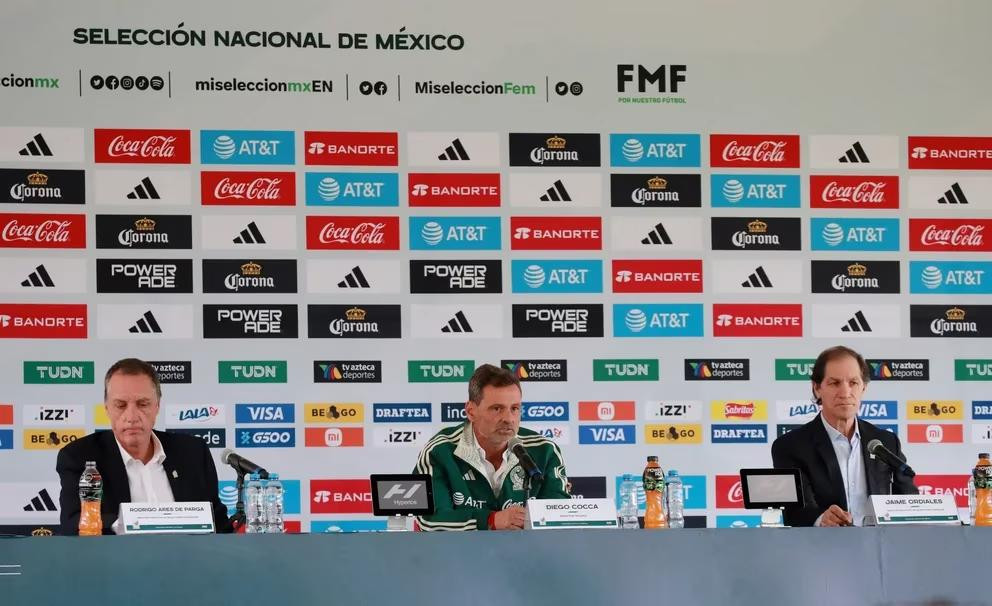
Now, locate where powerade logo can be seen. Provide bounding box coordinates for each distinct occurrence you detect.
[710,175,801,208]
[0,429,11,449]
[372,403,432,423]
[236,427,296,448]
[612,304,704,337]
[810,218,899,251]
[510,259,602,293]
[609,134,700,167]
[441,402,466,423]
[305,172,399,207]
[859,400,897,420]
[200,130,295,165]
[909,261,991,294]
[409,216,501,250]
[522,402,569,422]
[579,425,635,444]
[234,403,295,424]
[711,424,768,443]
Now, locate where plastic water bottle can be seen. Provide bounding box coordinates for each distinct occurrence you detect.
[665,470,685,529]
[618,474,640,529]
[264,474,285,534]
[78,461,103,536]
[968,476,976,525]
[245,473,266,534]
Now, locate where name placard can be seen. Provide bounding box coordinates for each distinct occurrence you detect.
[525,498,618,530]
[870,494,960,525]
[120,501,215,534]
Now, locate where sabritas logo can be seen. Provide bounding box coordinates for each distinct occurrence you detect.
[94,129,191,164]
[906,400,963,420]
[711,400,767,421]
[304,403,364,424]
[304,131,398,166]
[611,259,702,293]
[407,173,500,207]
[715,475,744,508]
[0,304,87,338]
[200,171,295,206]
[709,134,800,168]
[914,474,969,507]
[907,424,964,443]
[810,176,899,209]
[510,216,602,250]
[304,427,364,447]
[23,429,85,450]
[306,216,399,250]
[0,213,85,248]
[909,219,991,252]
[712,304,803,337]
[577,401,636,421]
[908,136,992,170]
[310,479,372,513]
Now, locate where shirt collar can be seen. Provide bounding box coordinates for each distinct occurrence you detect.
[465,423,510,465]
[115,432,167,466]
[820,414,860,444]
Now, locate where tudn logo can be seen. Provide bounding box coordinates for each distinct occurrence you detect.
[212,135,237,160]
[621,138,644,162]
[523,264,546,288]
[318,177,340,201]
[722,179,745,203]
[921,266,943,290]
[420,221,444,246]
[624,308,647,332]
[821,222,845,247]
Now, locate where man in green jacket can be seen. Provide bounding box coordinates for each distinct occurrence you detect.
[414,363,570,530]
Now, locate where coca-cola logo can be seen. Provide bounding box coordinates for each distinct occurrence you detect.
[108,135,177,159]
[319,222,386,245]
[727,481,743,503]
[214,177,282,200]
[722,140,787,163]
[2,219,71,243]
[822,181,887,204]
[921,224,985,247]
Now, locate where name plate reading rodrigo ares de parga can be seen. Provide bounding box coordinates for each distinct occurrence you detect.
[120,502,215,534]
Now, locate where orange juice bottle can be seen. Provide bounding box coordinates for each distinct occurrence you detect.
[78,461,103,536]
[642,456,668,529]
[973,453,992,526]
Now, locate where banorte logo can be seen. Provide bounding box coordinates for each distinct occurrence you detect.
[810,176,899,209]
[908,136,992,170]
[201,171,296,206]
[510,216,602,250]
[712,304,803,337]
[304,131,398,166]
[914,474,969,507]
[710,134,800,168]
[407,173,501,207]
[306,216,399,250]
[716,475,744,508]
[310,479,372,514]
[94,129,191,164]
[0,303,87,338]
[0,213,85,248]
[909,219,992,252]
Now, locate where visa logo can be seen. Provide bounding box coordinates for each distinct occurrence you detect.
[579,424,635,444]
[409,216,501,250]
[305,172,399,207]
[200,130,295,165]
[710,175,801,208]
[859,400,897,420]
[510,259,603,293]
[811,218,900,251]
[711,424,768,443]
[613,304,704,337]
[909,261,992,294]
[521,401,569,422]
[609,134,701,167]
[973,401,992,420]
[235,403,295,424]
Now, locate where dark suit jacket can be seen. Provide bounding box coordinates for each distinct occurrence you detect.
[56,430,232,535]
[771,414,918,526]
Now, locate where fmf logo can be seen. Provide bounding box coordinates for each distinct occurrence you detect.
[304,132,398,166]
[906,401,963,420]
[715,475,744,508]
[578,401,635,421]
[907,424,964,443]
[234,403,295,424]
[578,425,635,444]
[310,479,372,513]
[23,429,85,450]
[711,424,768,443]
[372,403,432,423]
[236,428,295,448]
[304,427,364,448]
[644,424,702,444]
[711,401,767,421]
[304,403,364,424]
[521,402,569,422]
[407,173,500,207]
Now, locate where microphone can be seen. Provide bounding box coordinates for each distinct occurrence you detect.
[509,437,544,482]
[867,439,915,478]
[220,449,269,479]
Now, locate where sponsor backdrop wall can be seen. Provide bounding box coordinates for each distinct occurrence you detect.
[0,0,990,531]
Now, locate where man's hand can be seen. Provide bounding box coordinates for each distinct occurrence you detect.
[818,504,854,527]
[491,506,527,530]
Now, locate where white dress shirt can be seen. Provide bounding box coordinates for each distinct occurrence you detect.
[466,428,512,494]
[111,433,175,532]
[817,416,870,527]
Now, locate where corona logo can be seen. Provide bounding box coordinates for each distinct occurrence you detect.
[847,263,867,277]
[240,261,262,276]
[647,176,667,190]
[31,527,54,537]
[748,219,767,233]
[545,135,566,150]
[946,307,966,321]
[134,217,156,231]
[346,307,367,321]
[27,172,48,186]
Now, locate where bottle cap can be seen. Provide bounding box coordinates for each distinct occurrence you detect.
[980,452,990,459]
[667,469,679,477]
[270,473,279,480]
[647,456,658,463]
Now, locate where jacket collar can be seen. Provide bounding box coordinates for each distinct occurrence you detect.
[454,422,519,479]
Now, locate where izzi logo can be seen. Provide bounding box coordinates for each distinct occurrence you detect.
[408,173,501,207]
[502,359,567,382]
[910,305,992,338]
[23,361,94,384]
[508,133,601,167]
[868,359,929,381]
[204,305,298,339]
[0,169,85,204]
[612,304,704,337]
[578,425,635,444]
[95,214,192,249]
[610,174,701,208]
[612,259,702,293]
[147,361,191,384]
[775,359,814,381]
[810,218,899,251]
[521,402,569,422]
[305,172,398,206]
[304,131,398,166]
[609,134,700,167]
[408,360,474,382]
[711,424,768,443]
[512,304,604,338]
[510,259,602,294]
[308,305,401,339]
[409,260,501,294]
[644,401,702,421]
[955,359,992,381]
[711,217,801,251]
[202,259,297,294]
[409,216,501,250]
[684,359,749,380]
[710,175,800,208]
[200,130,295,165]
[200,171,295,206]
[909,261,991,294]
[235,404,295,424]
[314,361,382,383]
[373,403,431,423]
[592,359,659,381]
[24,405,84,426]
[810,260,900,294]
[96,259,193,293]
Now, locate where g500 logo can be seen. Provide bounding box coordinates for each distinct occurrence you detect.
[237,428,295,447]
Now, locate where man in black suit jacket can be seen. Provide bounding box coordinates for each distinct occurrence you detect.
[56,358,231,535]
[771,346,917,527]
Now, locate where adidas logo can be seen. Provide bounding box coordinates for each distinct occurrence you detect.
[23,488,57,512]
[437,138,470,161]
[462,470,475,481]
[18,133,53,157]
[540,179,572,202]
[233,221,266,244]
[20,264,55,288]
[641,222,673,245]
[127,176,161,200]
[441,310,473,333]
[938,182,968,205]
[337,266,370,288]
[741,266,773,288]
[129,310,163,334]
[841,310,872,332]
[838,141,870,163]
